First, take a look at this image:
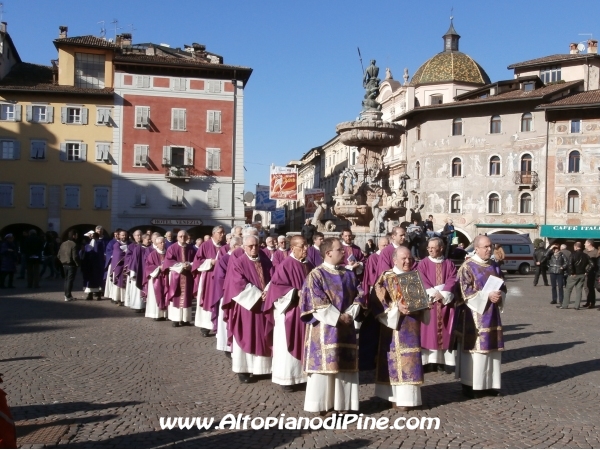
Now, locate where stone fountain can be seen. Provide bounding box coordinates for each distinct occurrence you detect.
[333,59,404,235]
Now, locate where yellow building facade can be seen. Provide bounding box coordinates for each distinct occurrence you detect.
[0,32,116,238]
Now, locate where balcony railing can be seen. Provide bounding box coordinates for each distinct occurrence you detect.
[513,171,539,189]
[165,166,191,182]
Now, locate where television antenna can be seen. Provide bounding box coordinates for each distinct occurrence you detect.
[128,23,136,38]
[0,3,5,22]
[98,21,106,38]
[110,19,121,40]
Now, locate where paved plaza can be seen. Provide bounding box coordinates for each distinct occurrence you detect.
[1,273,599,448]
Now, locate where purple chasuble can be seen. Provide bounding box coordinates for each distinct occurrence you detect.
[300,266,366,373]
[362,252,380,306]
[372,270,424,386]
[264,257,314,361]
[126,243,146,291]
[306,246,323,267]
[164,243,196,308]
[219,244,230,258]
[222,252,274,357]
[192,240,221,322]
[272,249,289,267]
[455,259,505,352]
[110,240,128,289]
[417,258,458,351]
[144,250,169,310]
[262,247,277,261]
[80,241,103,290]
[211,253,231,324]
[341,243,364,266]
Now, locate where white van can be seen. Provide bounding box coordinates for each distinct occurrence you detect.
[466,234,535,274]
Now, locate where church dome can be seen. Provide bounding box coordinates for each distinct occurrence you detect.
[410,21,491,87]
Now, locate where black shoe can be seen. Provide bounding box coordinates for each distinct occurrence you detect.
[436,364,445,374]
[473,390,487,399]
[462,384,474,398]
[582,303,590,308]
[85,293,93,300]
[238,373,251,384]
[172,321,181,327]
[544,284,550,286]
[118,301,124,307]
[153,317,166,322]
[224,351,232,359]
[550,301,557,304]
[281,385,294,392]
[587,303,596,309]
[487,389,502,397]
[444,365,454,374]
[200,328,210,337]
[183,321,192,326]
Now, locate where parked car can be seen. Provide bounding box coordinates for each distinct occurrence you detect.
[465,233,535,274]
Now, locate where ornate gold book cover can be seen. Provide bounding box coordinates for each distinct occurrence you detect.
[385,271,430,313]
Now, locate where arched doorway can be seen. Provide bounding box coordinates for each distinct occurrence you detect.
[0,223,44,240]
[186,225,214,241]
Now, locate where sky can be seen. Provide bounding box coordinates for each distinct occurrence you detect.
[5,0,599,193]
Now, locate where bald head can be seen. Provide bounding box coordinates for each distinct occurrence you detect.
[473,235,492,260]
[393,246,413,272]
[378,236,389,250]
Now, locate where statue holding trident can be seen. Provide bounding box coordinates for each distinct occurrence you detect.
[362,59,382,112]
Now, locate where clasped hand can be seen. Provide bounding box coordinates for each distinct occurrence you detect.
[488,290,502,303]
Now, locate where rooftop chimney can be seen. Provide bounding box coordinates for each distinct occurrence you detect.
[570,42,579,54]
[192,43,206,58]
[59,25,68,39]
[121,33,132,47]
[0,22,7,34]
[115,34,123,47]
[588,39,598,54]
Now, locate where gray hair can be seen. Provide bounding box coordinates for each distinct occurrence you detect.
[232,226,242,234]
[277,235,286,242]
[243,235,259,245]
[155,236,165,243]
[95,225,103,232]
[560,244,567,250]
[428,237,444,248]
[242,227,258,236]
[230,236,242,246]
[212,225,225,234]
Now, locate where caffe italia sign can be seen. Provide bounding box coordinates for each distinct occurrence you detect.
[540,225,600,238]
[151,218,203,226]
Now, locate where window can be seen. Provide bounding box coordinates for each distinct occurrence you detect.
[0,140,19,160]
[134,187,147,207]
[207,188,220,209]
[451,157,462,177]
[133,145,149,167]
[171,186,184,206]
[135,106,150,128]
[162,146,194,166]
[96,108,111,125]
[568,150,581,173]
[571,119,581,133]
[207,110,221,132]
[64,186,80,209]
[488,193,500,214]
[135,76,151,88]
[27,105,53,123]
[0,184,13,207]
[523,82,535,92]
[489,156,501,175]
[94,187,110,209]
[60,142,87,162]
[490,115,501,134]
[207,80,222,93]
[521,113,532,132]
[567,190,580,213]
[452,118,462,136]
[75,53,105,89]
[172,78,186,91]
[0,103,20,121]
[520,154,532,173]
[29,185,46,208]
[206,148,221,170]
[61,107,88,125]
[171,108,186,131]
[519,193,532,213]
[451,194,461,213]
[512,245,531,254]
[30,140,46,160]
[95,143,110,162]
[540,66,561,83]
[416,126,421,140]
[430,94,443,105]
[415,161,420,180]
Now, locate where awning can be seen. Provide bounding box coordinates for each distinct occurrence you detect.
[475,224,538,229]
[540,225,600,239]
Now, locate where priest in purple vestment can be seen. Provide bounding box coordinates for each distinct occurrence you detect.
[300,237,366,414]
[340,229,365,280]
[264,236,313,391]
[372,246,424,411]
[222,235,274,384]
[455,235,506,398]
[124,230,146,312]
[164,230,196,327]
[271,235,289,267]
[377,226,409,277]
[192,226,224,336]
[212,236,242,354]
[306,232,324,267]
[109,230,129,305]
[80,231,104,300]
[417,237,458,374]
[261,236,277,261]
[144,236,169,321]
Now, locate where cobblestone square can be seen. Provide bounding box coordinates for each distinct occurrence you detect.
[1,273,599,448]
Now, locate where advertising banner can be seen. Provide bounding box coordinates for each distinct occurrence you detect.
[255,185,277,211]
[271,209,286,225]
[304,189,325,215]
[270,166,298,200]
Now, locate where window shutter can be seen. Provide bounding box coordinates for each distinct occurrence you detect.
[80,143,87,161]
[97,108,104,124]
[61,107,67,124]
[81,108,88,125]
[26,105,33,122]
[180,78,186,90]
[163,146,171,165]
[95,144,103,161]
[95,187,109,209]
[214,111,221,132]
[46,106,53,123]
[13,140,20,160]
[14,105,21,122]
[171,186,178,205]
[185,146,194,166]
[208,111,214,131]
[207,189,214,207]
[135,107,142,126]
[59,143,67,161]
[214,149,221,170]
[143,107,149,125]
[141,145,149,164]
[206,148,213,170]
[134,145,142,166]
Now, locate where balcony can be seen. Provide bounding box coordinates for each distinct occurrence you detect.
[513,171,539,190]
[165,166,191,182]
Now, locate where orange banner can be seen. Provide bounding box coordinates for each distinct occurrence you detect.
[270,166,298,200]
[304,189,325,214]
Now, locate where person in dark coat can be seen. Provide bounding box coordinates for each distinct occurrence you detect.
[21,230,44,288]
[0,234,18,288]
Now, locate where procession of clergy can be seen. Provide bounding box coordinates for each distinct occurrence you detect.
[102,224,505,414]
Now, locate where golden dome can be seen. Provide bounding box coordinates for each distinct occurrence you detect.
[410,51,491,87]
